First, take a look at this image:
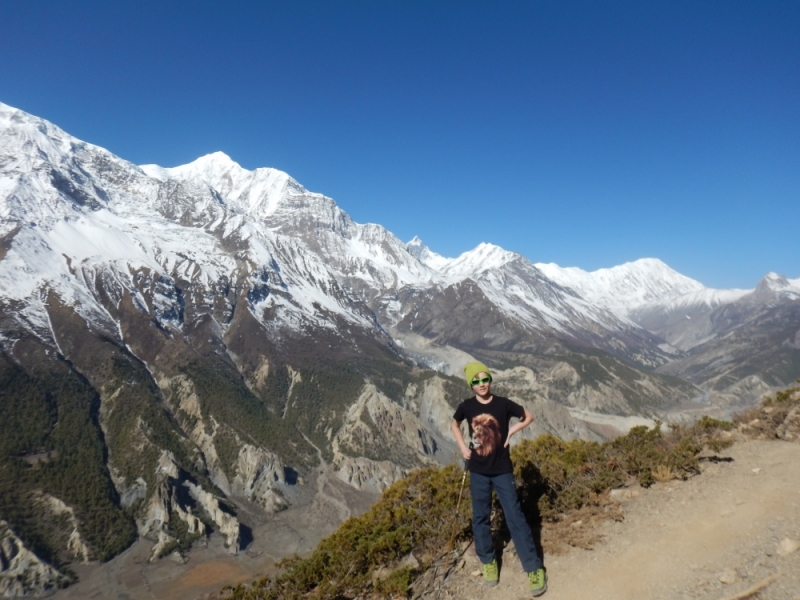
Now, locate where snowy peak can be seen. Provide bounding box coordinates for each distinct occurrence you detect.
[405,236,428,258]
[535,258,706,315]
[0,104,147,234]
[172,151,244,180]
[658,287,751,312]
[140,152,245,183]
[5,100,796,367]
[405,236,451,271]
[751,272,800,301]
[142,152,306,220]
[0,101,65,156]
[0,102,119,180]
[443,242,518,280]
[758,272,797,292]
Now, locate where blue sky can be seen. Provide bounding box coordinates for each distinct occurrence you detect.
[2,1,798,289]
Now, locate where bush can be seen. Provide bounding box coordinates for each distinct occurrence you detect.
[513,417,734,519]
[223,464,469,600]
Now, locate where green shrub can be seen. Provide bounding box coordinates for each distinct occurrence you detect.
[222,464,469,600]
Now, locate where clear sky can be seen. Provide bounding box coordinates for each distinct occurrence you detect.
[2,1,798,289]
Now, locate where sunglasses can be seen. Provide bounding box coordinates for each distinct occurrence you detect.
[470,376,492,386]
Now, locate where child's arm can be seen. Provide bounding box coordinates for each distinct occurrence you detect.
[451,419,472,461]
[504,408,534,447]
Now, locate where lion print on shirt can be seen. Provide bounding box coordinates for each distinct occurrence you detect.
[470,413,502,457]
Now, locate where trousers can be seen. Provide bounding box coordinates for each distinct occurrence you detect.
[470,471,542,573]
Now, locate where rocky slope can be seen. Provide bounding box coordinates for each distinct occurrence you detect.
[0,520,72,597]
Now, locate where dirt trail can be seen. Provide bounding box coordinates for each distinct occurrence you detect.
[440,439,800,600]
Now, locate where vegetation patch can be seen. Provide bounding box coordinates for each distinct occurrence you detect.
[220,464,468,600]
[733,381,800,440]
[162,507,206,557]
[0,349,137,564]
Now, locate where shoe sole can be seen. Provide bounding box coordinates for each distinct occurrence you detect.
[530,580,547,596]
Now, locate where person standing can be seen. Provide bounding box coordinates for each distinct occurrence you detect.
[451,361,547,596]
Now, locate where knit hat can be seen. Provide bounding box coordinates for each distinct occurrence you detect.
[463,361,492,387]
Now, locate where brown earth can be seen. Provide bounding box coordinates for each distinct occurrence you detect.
[428,438,800,600]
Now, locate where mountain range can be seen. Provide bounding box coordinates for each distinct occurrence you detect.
[0,101,798,594]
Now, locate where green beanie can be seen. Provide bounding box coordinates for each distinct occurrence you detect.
[463,361,492,387]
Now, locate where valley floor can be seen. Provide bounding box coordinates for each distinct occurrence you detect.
[433,439,800,600]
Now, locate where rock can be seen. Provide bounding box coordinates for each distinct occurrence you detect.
[39,494,92,562]
[333,455,407,494]
[231,443,288,512]
[398,552,420,570]
[609,488,627,502]
[149,530,177,562]
[117,475,148,509]
[142,479,208,561]
[610,488,637,502]
[776,406,800,441]
[186,482,240,553]
[777,538,799,556]
[157,449,180,478]
[330,385,425,493]
[169,550,187,563]
[0,520,69,596]
[371,553,419,584]
[718,568,737,584]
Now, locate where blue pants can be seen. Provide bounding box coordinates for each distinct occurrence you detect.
[470,471,542,573]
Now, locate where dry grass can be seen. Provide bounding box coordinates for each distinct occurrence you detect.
[652,464,677,483]
[540,501,625,554]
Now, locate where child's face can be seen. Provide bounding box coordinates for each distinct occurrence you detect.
[471,372,492,395]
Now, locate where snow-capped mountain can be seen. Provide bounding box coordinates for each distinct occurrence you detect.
[137,150,675,367]
[1,101,797,589]
[535,258,708,316]
[2,99,795,409]
[405,235,452,271]
[751,272,800,301]
[0,106,383,343]
[144,152,440,298]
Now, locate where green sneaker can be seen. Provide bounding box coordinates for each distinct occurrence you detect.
[482,558,499,586]
[528,568,547,596]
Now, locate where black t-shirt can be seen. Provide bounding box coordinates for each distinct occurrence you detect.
[453,395,525,475]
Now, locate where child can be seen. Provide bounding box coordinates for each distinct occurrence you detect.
[451,361,547,596]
